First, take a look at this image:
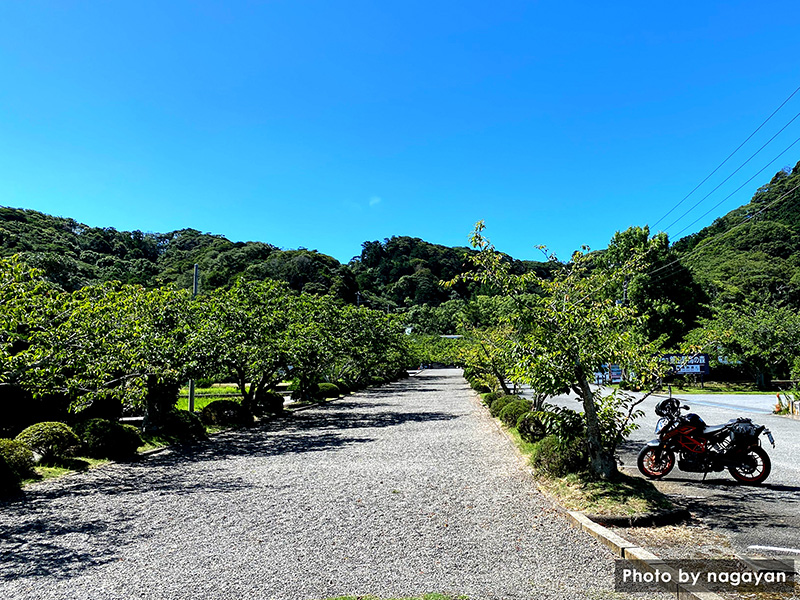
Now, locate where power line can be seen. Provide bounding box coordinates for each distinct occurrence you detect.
[662,110,800,233]
[670,134,800,238]
[652,83,800,229]
[645,180,800,286]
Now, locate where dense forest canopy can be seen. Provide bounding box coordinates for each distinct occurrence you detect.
[0,208,551,309]
[2,159,800,334]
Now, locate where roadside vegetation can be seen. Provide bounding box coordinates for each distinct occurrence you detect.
[3,163,800,501]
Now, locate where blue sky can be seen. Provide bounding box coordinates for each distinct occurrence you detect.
[1,1,799,263]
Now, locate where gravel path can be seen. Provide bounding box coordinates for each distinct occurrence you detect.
[1,369,623,600]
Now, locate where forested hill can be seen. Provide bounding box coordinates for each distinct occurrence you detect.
[672,160,800,309]
[0,207,548,308]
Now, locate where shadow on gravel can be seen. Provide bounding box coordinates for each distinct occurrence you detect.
[0,372,464,583]
[0,513,128,582]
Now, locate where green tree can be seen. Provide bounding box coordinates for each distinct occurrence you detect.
[197,279,294,414]
[687,302,800,389]
[452,223,666,479]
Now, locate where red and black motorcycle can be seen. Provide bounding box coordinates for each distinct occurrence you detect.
[637,396,775,485]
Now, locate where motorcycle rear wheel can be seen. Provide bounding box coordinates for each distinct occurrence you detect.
[728,446,771,485]
[637,446,675,479]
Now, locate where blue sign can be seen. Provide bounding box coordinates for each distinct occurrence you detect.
[662,354,710,375]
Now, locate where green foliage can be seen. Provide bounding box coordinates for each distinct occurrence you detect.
[74,419,142,460]
[498,398,533,427]
[674,162,800,310]
[0,438,36,479]
[481,391,500,407]
[0,454,21,495]
[252,391,285,416]
[199,400,251,427]
[489,395,516,418]
[15,422,80,461]
[315,383,340,400]
[687,302,800,388]
[449,222,667,479]
[529,434,588,477]
[161,410,207,442]
[406,334,463,368]
[599,226,707,348]
[516,412,547,443]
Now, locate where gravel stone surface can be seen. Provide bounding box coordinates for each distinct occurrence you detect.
[2,369,624,599]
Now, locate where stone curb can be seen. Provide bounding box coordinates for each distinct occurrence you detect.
[566,510,727,600]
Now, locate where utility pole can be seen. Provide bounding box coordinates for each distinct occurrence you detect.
[187,264,199,413]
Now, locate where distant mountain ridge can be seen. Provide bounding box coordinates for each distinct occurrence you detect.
[3,159,799,311]
[0,206,546,309]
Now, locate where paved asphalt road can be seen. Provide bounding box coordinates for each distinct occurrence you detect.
[1,370,638,600]
[546,388,800,559]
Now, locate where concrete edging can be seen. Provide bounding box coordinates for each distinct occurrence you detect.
[566,510,727,600]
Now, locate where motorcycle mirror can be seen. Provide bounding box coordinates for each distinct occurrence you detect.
[681,405,690,410]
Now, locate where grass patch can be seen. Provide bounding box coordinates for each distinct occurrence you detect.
[176,386,242,411]
[536,471,673,516]
[21,456,108,486]
[506,427,673,516]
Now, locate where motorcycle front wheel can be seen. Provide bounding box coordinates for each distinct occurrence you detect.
[728,446,771,485]
[637,446,675,479]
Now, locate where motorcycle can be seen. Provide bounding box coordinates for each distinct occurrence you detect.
[637,395,775,485]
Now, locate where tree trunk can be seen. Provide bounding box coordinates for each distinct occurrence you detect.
[577,375,618,480]
[143,375,180,433]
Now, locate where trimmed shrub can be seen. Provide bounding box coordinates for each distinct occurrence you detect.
[529,435,587,476]
[15,422,80,462]
[481,391,502,408]
[498,399,533,428]
[335,381,351,395]
[252,391,285,416]
[369,376,387,387]
[469,379,491,394]
[0,455,20,496]
[162,410,208,442]
[489,395,517,418]
[0,438,35,479]
[516,412,547,444]
[199,400,251,427]
[315,383,340,400]
[74,419,142,460]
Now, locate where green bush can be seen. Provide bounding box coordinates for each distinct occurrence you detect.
[481,392,500,407]
[469,379,491,394]
[15,422,80,462]
[74,419,142,460]
[162,410,208,441]
[516,412,547,444]
[335,381,351,395]
[489,395,518,418]
[199,400,251,427]
[0,455,20,496]
[0,438,35,479]
[252,391,285,416]
[315,383,340,400]
[499,398,533,427]
[529,434,587,476]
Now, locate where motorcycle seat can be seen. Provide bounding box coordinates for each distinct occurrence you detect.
[703,423,728,434]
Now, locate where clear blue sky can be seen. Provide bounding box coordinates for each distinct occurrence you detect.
[2,1,799,263]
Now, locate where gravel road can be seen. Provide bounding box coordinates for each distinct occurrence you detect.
[1,369,626,600]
